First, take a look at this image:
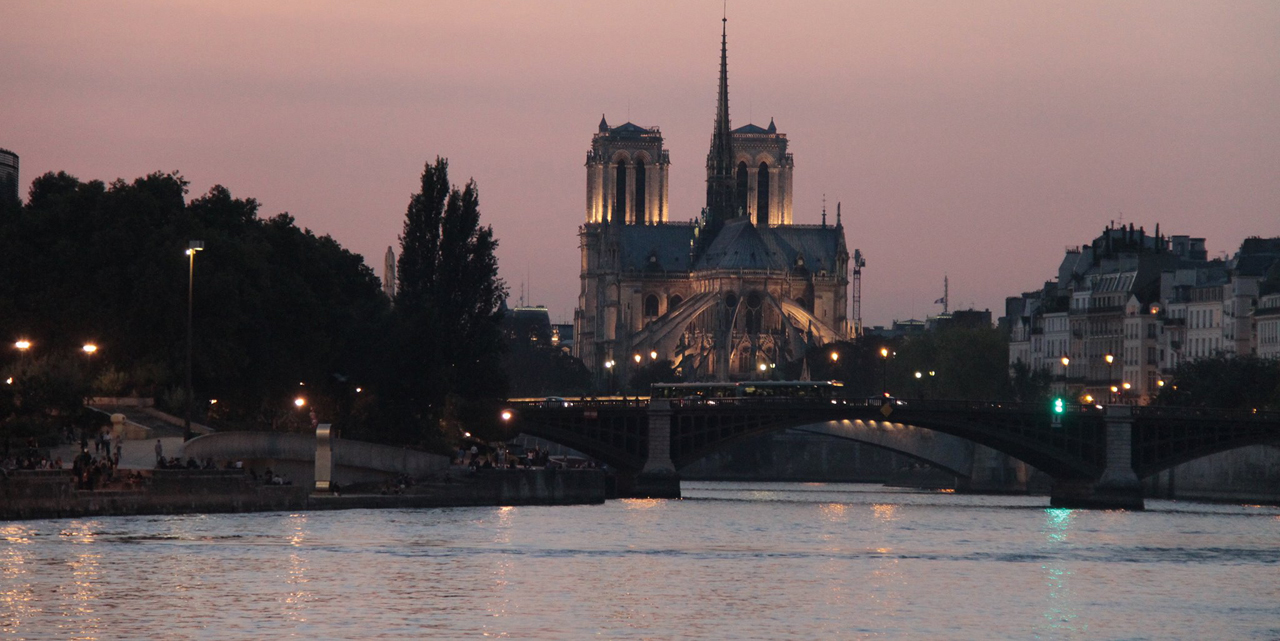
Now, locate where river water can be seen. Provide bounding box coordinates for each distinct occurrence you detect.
[1,482,1277,640]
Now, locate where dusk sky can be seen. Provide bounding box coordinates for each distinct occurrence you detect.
[5,1,1278,327]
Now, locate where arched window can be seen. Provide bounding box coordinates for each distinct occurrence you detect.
[614,160,627,222]
[745,292,763,333]
[725,292,738,309]
[668,294,683,310]
[735,161,749,217]
[644,294,659,318]
[635,160,646,224]
[756,162,770,225]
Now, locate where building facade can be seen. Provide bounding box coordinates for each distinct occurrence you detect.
[573,20,851,386]
[1006,226,1280,404]
[0,148,18,205]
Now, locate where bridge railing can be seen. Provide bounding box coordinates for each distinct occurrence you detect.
[507,397,650,409]
[1132,405,1280,423]
[506,395,1114,415]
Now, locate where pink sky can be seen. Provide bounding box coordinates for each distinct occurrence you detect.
[5,1,1279,326]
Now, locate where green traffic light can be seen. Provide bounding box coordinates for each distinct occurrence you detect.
[1053,398,1065,414]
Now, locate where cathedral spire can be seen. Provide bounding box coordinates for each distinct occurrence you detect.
[703,15,737,235]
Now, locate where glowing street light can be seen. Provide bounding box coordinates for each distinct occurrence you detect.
[633,353,642,364]
[82,343,98,355]
[185,240,205,441]
[879,347,891,398]
[758,363,768,372]
[830,351,839,362]
[914,371,923,379]
[500,410,513,422]
[294,397,306,408]
[14,340,31,351]
[650,350,658,360]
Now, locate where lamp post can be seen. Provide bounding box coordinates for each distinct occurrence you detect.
[185,240,204,441]
[82,343,98,397]
[1059,355,1070,397]
[1104,354,1115,404]
[8,341,31,457]
[604,359,615,395]
[879,347,890,398]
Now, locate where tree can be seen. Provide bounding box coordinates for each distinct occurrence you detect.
[1154,356,1280,410]
[0,170,390,441]
[382,158,508,447]
[626,359,679,392]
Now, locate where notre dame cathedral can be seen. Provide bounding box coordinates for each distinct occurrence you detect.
[573,19,852,386]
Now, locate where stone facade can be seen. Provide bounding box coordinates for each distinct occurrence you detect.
[1007,226,1280,404]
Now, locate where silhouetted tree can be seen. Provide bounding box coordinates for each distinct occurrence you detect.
[1153,355,1280,410]
[383,158,508,447]
[0,170,389,440]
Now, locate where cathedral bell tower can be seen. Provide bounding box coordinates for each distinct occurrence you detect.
[585,117,670,225]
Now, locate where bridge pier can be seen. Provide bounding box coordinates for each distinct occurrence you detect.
[625,400,681,499]
[1051,405,1143,510]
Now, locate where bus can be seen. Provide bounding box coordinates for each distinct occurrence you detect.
[651,380,845,400]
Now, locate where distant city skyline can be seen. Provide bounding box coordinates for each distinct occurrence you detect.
[5,1,1278,326]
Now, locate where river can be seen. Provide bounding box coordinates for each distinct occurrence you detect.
[2,482,1277,639]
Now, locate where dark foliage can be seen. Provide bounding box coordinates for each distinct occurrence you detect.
[1153,355,1280,410]
[0,171,390,443]
[803,327,1015,401]
[380,158,509,447]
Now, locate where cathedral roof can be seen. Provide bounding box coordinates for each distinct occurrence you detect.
[696,218,787,271]
[609,122,658,137]
[732,123,770,134]
[692,218,844,273]
[618,224,697,271]
[767,225,844,273]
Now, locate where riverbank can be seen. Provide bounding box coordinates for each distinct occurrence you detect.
[0,468,605,521]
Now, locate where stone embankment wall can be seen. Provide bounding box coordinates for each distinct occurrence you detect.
[1144,444,1280,504]
[181,432,451,488]
[0,469,605,521]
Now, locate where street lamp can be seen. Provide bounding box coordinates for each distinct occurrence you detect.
[1104,354,1115,404]
[879,347,891,399]
[604,359,615,394]
[830,351,839,362]
[650,350,658,360]
[294,397,306,408]
[81,343,98,394]
[185,240,204,441]
[14,340,31,351]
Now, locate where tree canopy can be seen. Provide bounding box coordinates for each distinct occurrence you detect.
[1,170,389,441]
[372,158,509,447]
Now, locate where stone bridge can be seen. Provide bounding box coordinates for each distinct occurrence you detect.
[504,398,1280,509]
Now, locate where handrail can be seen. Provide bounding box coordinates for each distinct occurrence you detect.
[505,396,1277,421]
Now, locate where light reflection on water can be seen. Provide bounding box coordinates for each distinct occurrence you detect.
[0,482,1277,639]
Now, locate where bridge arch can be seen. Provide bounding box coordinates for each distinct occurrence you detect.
[666,403,1104,480]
